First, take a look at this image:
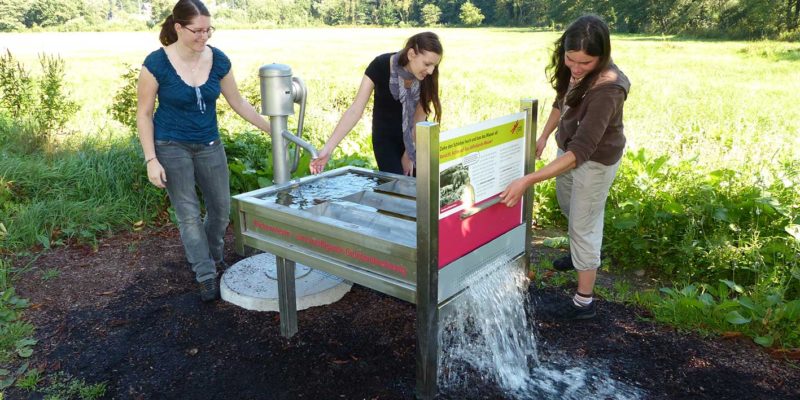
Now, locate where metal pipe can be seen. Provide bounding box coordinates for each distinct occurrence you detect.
[270,116,291,184]
[282,130,318,159]
[459,196,502,220]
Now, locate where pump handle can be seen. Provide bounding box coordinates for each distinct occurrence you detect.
[289,76,308,173]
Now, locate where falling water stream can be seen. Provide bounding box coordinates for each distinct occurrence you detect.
[438,256,644,399]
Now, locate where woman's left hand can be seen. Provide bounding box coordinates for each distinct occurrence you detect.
[401,152,414,176]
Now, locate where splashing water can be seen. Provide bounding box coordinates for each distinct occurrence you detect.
[439,255,538,392]
[438,256,644,399]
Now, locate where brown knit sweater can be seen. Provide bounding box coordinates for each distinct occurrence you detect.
[554,63,631,167]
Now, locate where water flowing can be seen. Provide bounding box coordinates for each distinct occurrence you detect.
[438,256,643,399]
[439,255,539,392]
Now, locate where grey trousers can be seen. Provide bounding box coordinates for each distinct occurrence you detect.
[556,149,621,271]
[156,140,230,283]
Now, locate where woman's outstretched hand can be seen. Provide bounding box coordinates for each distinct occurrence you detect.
[499,176,530,207]
[310,149,331,174]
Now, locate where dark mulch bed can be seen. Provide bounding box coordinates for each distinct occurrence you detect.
[6,226,800,399]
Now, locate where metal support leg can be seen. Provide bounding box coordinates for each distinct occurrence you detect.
[276,257,298,337]
[233,204,246,256]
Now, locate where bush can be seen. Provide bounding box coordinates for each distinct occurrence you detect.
[718,0,781,39]
[0,50,78,149]
[0,0,26,32]
[377,2,399,26]
[421,4,442,26]
[23,0,79,28]
[0,50,36,119]
[149,0,173,26]
[221,128,274,194]
[598,150,800,297]
[36,53,79,137]
[459,1,484,26]
[109,65,141,132]
[59,16,92,32]
[778,28,800,42]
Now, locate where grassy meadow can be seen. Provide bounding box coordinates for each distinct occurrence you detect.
[2,28,798,168]
[0,28,799,354]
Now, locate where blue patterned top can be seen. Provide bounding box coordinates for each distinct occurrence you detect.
[143,46,231,143]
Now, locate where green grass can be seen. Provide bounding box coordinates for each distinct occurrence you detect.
[0,28,798,353]
[0,319,35,362]
[0,257,35,367]
[1,29,797,166]
[38,371,107,400]
[0,130,168,251]
[15,369,42,391]
[40,268,60,281]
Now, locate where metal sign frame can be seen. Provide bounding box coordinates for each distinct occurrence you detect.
[414,99,537,398]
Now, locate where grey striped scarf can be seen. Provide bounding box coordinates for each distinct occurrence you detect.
[388,52,420,163]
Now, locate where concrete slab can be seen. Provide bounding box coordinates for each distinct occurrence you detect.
[221,252,352,312]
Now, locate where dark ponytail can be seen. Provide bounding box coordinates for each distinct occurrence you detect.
[157,0,211,46]
[159,15,177,46]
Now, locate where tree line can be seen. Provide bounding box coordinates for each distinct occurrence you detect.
[1,0,798,39]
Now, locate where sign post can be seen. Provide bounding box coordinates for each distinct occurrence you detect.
[414,121,440,400]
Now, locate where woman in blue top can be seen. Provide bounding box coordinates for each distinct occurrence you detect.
[137,0,270,302]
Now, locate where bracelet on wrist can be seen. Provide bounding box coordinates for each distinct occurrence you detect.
[145,156,157,165]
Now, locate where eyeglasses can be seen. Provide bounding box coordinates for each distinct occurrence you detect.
[183,26,215,37]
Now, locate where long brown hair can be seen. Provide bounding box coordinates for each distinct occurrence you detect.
[547,15,611,108]
[398,32,443,123]
[159,0,211,46]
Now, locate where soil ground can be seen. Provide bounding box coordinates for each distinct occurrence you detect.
[5,225,800,399]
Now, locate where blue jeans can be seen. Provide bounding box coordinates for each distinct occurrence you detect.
[156,140,230,283]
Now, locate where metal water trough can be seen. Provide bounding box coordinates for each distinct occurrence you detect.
[234,65,537,399]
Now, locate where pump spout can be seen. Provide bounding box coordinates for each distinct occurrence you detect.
[282,130,318,159]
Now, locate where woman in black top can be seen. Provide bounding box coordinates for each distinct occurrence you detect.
[310,32,443,176]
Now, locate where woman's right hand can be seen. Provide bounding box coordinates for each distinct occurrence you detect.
[535,134,549,159]
[147,160,167,189]
[499,176,531,208]
[310,149,332,174]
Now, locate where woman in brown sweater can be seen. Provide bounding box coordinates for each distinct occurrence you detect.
[500,15,631,319]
